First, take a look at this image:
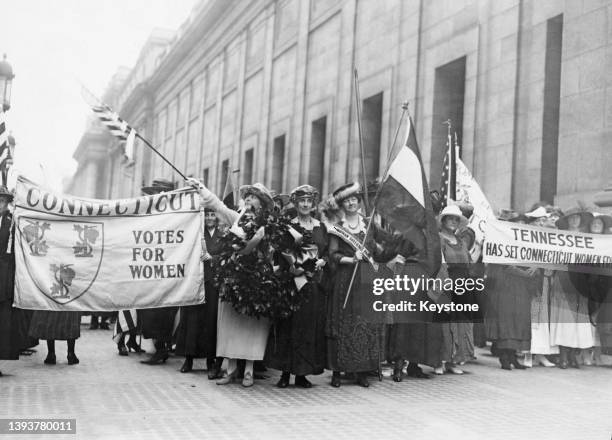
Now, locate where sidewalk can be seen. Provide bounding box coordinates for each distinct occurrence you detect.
[1,326,611,440]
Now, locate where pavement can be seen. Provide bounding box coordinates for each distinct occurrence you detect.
[1,323,612,440]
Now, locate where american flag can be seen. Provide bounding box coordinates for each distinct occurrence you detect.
[439,132,457,210]
[0,111,13,186]
[82,86,136,165]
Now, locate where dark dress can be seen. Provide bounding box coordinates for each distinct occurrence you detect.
[386,237,444,368]
[264,219,327,376]
[175,226,223,358]
[326,219,382,373]
[0,212,22,360]
[484,264,536,351]
[29,310,81,340]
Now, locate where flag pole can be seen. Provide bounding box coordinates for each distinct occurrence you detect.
[443,119,453,205]
[353,68,370,214]
[342,101,410,309]
[135,133,188,181]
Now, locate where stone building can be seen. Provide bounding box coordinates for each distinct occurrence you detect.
[69,0,612,212]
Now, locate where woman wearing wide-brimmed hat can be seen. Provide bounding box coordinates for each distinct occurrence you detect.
[325,182,388,388]
[187,178,274,387]
[549,207,597,368]
[434,204,474,374]
[484,209,539,371]
[264,185,328,388]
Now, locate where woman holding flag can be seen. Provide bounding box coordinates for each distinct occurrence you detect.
[325,182,388,388]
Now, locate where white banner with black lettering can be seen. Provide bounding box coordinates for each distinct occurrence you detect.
[13,176,204,311]
[483,219,612,275]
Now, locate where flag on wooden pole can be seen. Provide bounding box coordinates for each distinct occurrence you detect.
[375,116,441,276]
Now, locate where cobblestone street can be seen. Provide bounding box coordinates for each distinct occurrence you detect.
[1,324,611,440]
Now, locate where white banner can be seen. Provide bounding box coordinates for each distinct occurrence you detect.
[483,219,612,275]
[13,176,204,311]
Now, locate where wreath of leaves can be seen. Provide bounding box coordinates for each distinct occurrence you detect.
[212,208,318,320]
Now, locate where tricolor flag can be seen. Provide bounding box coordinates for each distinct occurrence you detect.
[82,86,136,166]
[375,116,441,276]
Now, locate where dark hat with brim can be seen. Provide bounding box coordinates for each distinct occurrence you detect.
[290,184,319,203]
[555,207,594,230]
[591,214,612,231]
[239,183,275,211]
[497,209,526,223]
[0,186,13,201]
[141,178,174,195]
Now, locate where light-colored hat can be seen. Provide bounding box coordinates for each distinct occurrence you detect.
[525,206,549,219]
[438,204,468,228]
[239,183,275,211]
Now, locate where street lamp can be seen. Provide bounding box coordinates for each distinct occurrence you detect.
[0,54,15,112]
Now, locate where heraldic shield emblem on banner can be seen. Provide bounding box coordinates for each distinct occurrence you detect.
[18,217,104,304]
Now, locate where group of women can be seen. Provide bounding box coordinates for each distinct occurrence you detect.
[482,204,612,370]
[2,177,611,384]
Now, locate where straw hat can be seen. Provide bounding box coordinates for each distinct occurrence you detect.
[141,178,174,195]
[555,207,594,230]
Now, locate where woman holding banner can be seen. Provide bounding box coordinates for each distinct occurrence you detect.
[0,186,22,375]
[550,208,597,369]
[175,208,223,377]
[187,178,272,387]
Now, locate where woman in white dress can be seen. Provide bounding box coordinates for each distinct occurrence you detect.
[187,178,273,387]
[550,208,597,369]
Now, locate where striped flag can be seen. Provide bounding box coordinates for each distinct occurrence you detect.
[112,309,138,342]
[82,86,136,166]
[439,132,457,210]
[375,116,441,277]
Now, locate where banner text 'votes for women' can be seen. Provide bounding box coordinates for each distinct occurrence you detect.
[12,176,204,311]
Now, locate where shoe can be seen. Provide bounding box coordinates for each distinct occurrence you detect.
[407,366,431,379]
[276,372,290,388]
[519,353,533,368]
[582,349,593,366]
[67,353,79,365]
[140,351,169,365]
[500,352,512,371]
[568,353,580,369]
[180,358,193,373]
[44,353,56,365]
[295,375,312,388]
[242,371,254,387]
[126,338,145,354]
[392,368,402,382]
[356,374,370,388]
[446,365,464,375]
[117,344,128,356]
[208,363,222,380]
[216,370,237,385]
[558,347,569,369]
[510,353,527,370]
[433,365,444,375]
[331,372,341,387]
[535,354,555,367]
